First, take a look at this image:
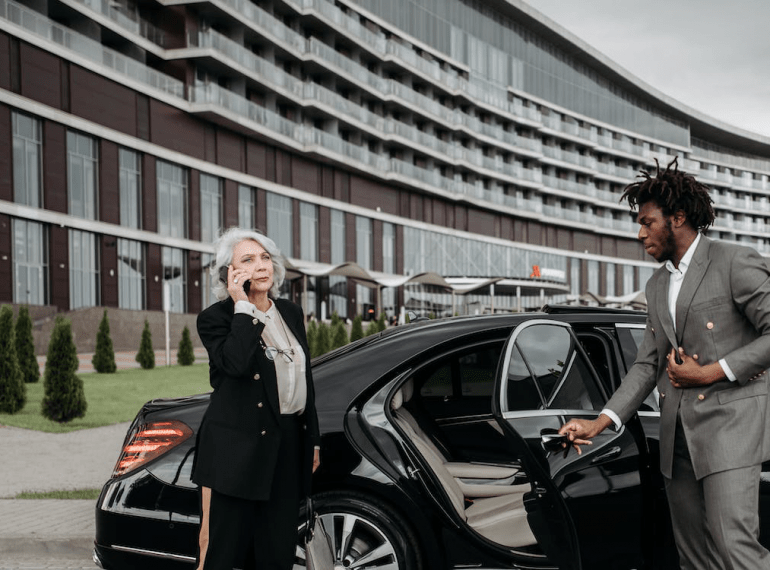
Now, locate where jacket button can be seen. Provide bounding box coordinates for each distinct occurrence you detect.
[660,392,666,398]
[257,402,263,408]
[261,430,267,436]
[253,374,260,380]
[698,394,705,401]
[253,318,259,325]
[706,322,714,330]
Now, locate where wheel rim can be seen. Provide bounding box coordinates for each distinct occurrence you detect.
[295,511,400,570]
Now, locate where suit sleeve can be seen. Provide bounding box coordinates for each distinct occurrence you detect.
[721,248,770,384]
[197,303,265,389]
[606,312,660,424]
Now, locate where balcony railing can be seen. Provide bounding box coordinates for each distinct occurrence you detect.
[0,0,184,98]
[72,0,165,46]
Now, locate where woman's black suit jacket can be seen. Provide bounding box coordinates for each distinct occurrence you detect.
[192,297,320,501]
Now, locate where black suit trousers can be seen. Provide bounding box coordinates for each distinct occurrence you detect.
[202,415,302,570]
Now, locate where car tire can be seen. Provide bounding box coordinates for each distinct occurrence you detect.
[296,491,423,570]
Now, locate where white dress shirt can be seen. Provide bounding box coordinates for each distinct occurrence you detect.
[235,299,307,414]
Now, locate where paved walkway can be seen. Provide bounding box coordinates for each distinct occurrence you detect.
[0,348,208,569]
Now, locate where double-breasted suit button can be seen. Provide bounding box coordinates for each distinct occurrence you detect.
[253,373,260,380]
[698,394,705,401]
[257,402,263,408]
[706,322,714,330]
[660,392,666,399]
[261,430,267,436]
[252,318,259,325]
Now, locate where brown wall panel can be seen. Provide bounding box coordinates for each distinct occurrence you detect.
[291,156,320,195]
[49,226,69,310]
[617,236,645,261]
[527,222,542,246]
[275,150,291,186]
[0,104,11,201]
[600,235,617,257]
[321,166,334,199]
[0,215,11,302]
[216,129,243,171]
[100,235,118,307]
[20,44,61,110]
[43,121,67,214]
[142,155,157,232]
[468,209,495,236]
[204,125,216,163]
[246,140,268,179]
[256,188,267,235]
[70,67,136,137]
[223,178,238,229]
[334,171,350,203]
[136,95,150,141]
[432,200,446,228]
[573,231,597,255]
[149,99,205,160]
[99,140,119,224]
[0,33,11,92]
[146,244,162,311]
[556,228,572,251]
[395,225,404,275]
[349,175,398,214]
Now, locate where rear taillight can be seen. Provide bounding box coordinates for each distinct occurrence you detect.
[112,420,193,477]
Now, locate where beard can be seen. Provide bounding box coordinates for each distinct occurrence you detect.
[655,218,677,263]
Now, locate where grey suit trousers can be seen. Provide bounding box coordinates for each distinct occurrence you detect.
[666,415,769,570]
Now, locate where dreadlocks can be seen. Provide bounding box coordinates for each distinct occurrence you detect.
[620,156,716,233]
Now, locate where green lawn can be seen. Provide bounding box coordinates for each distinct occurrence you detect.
[0,364,211,433]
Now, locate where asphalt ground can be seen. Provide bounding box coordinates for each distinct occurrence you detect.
[0,349,207,569]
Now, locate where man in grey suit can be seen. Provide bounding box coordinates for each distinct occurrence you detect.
[560,158,770,569]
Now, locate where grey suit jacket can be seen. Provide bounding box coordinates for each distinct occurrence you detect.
[606,236,770,479]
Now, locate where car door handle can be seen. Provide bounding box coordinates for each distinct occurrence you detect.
[540,428,568,452]
[590,446,622,465]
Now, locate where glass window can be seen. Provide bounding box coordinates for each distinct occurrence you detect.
[12,112,42,207]
[606,262,615,297]
[299,203,318,261]
[13,219,47,305]
[330,210,347,319]
[200,174,222,244]
[238,185,255,229]
[162,246,186,313]
[67,131,98,220]
[266,192,293,257]
[119,149,141,229]
[587,260,599,294]
[504,323,604,413]
[118,239,145,310]
[69,229,99,309]
[356,216,373,315]
[157,160,187,238]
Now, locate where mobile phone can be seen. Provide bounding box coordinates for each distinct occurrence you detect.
[218,265,251,293]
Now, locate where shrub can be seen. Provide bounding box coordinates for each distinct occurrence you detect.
[365,320,379,336]
[178,326,195,366]
[331,320,349,350]
[377,312,387,333]
[15,306,40,384]
[0,305,26,414]
[136,319,155,370]
[306,319,318,359]
[350,315,364,342]
[92,310,117,373]
[41,316,86,423]
[330,312,341,327]
[314,322,331,357]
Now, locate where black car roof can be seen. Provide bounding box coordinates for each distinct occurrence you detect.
[312,307,646,431]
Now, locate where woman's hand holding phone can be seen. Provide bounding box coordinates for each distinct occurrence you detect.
[220,265,250,302]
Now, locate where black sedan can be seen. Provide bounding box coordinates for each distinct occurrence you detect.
[93,306,770,569]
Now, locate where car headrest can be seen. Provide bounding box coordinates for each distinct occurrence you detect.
[390,379,414,411]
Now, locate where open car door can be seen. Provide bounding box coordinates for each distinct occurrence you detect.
[492,319,647,570]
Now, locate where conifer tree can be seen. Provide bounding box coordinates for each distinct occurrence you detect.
[377,312,387,333]
[136,319,155,370]
[15,306,40,383]
[350,315,364,342]
[330,312,341,327]
[0,305,26,414]
[177,326,195,366]
[314,322,331,357]
[306,319,318,359]
[41,316,86,423]
[365,320,379,336]
[331,320,349,350]
[92,310,117,373]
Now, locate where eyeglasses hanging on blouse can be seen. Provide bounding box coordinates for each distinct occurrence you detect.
[264,346,294,363]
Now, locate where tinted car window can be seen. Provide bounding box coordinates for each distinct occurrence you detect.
[507,324,604,412]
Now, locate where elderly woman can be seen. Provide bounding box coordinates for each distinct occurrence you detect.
[193,228,320,570]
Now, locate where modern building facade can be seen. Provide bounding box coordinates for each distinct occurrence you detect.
[2,0,770,320]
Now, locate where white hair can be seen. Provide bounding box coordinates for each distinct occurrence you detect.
[210,228,286,300]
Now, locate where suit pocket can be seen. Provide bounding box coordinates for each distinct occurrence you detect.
[717,378,768,404]
[691,296,731,312]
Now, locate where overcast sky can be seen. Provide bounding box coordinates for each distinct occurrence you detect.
[522,0,770,139]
